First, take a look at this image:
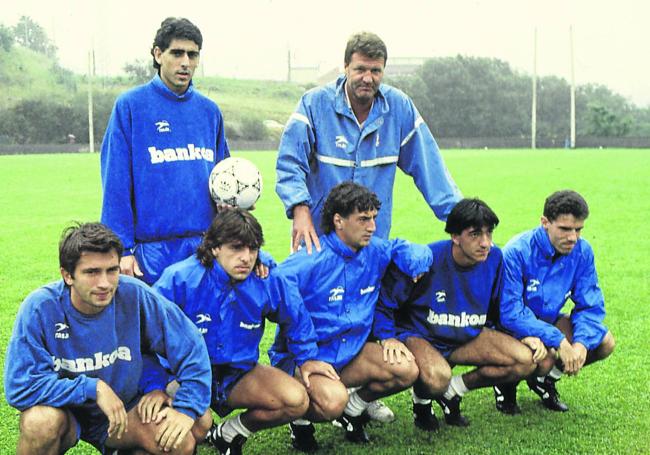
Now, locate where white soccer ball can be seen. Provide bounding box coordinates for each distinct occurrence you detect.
[209,157,263,209]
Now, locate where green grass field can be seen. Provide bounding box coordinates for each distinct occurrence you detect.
[1,149,649,454]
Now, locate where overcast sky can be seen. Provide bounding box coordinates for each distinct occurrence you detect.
[4,0,649,107]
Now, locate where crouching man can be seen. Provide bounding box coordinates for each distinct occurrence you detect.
[146,208,337,455]
[375,198,549,430]
[5,222,211,455]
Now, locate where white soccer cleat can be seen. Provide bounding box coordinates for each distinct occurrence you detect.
[365,400,395,423]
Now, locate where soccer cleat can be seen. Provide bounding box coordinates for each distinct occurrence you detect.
[527,376,569,412]
[413,401,439,432]
[435,395,470,427]
[290,422,319,453]
[494,383,521,415]
[206,422,247,455]
[335,412,371,443]
[364,399,396,423]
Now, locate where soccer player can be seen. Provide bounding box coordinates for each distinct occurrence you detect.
[146,208,338,455]
[100,17,229,285]
[275,29,461,423]
[269,182,431,451]
[497,190,615,412]
[374,198,549,429]
[4,223,211,455]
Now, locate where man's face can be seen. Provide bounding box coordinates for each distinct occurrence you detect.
[153,38,200,94]
[60,251,120,315]
[451,226,493,267]
[334,208,378,251]
[542,213,585,255]
[212,242,259,281]
[344,52,385,106]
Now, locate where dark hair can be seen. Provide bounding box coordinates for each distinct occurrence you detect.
[344,32,388,66]
[59,222,123,276]
[543,190,589,221]
[321,182,381,234]
[196,208,264,267]
[151,17,203,70]
[445,198,499,235]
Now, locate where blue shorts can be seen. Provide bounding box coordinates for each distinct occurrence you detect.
[397,332,460,360]
[71,394,141,454]
[134,235,202,285]
[211,364,255,417]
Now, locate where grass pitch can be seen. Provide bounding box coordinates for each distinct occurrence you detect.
[0,149,649,454]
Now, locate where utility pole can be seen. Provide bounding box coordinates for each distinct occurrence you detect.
[531,28,537,149]
[87,47,95,153]
[569,26,576,149]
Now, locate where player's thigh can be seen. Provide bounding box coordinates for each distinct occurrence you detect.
[405,336,451,378]
[227,364,307,410]
[20,406,79,450]
[339,342,414,387]
[449,328,528,366]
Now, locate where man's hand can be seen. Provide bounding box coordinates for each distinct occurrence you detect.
[521,336,548,363]
[380,338,414,364]
[96,380,128,440]
[572,341,588,372]
[137,390,171,424]
[152,407,194,452]
[558,338,584,375]
[299,360,340,388]
[292,205,321,255]
[120,255,143,278]
[254,262,270,279]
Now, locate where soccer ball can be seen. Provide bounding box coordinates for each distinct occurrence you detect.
[209,157,263,209]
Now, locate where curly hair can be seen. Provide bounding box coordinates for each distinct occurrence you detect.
[543,190,589,221]
[321,182,381,234]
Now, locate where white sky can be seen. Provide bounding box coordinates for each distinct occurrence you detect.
[4,0,650,107]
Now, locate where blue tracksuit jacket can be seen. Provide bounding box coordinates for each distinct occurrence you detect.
[269,233,432,370]
[374,240,502,347]
[276,75,461,238]
[500,226,608,350]
[100,75,229,253]
[4,276,211,422]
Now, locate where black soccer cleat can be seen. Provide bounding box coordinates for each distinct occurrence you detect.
[494,382,521,415]
[435,395,470,427]
[527,376,569,412]
[413,401,440,431]
[335,412,371,443]
[206,422,247,455]
[290,422,319,452]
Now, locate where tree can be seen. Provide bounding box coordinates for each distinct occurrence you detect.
[12,16,57,57]
[123,59,156,84]
[0,24,13,52]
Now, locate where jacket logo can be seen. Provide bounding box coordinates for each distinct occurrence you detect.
[196,314,211,324]
[435,290,446,303]
[335,135,348,149]
[155,120,171,133]
[52,346,132,373]
[360,285,375,295]
[329,286,345,302]
[527,279,541,292]
[55,322,69,339]
[427,310,487,328]
[240,321,261,330]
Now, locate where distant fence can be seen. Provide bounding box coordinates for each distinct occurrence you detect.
[1,137,649,155]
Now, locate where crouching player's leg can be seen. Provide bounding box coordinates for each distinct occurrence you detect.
[206,364,311,455]
[17,406,79,455]
[525,315,615,412]
[335,340,419,443]
[434,328,539,426]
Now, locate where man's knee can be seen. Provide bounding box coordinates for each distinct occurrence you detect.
[192,409,213,442]
[309,381,348,421]
[594,331,615,361]
[418,362,452,395]
[20,406,71,446]
[280,381,310,419]
[511,346,537,377]
[387,358,419,389]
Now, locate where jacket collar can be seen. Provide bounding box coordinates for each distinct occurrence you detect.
[151,74,195,101]
[323,232,365,262]
[533,225,557,260]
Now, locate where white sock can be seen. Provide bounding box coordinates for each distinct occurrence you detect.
[344,391,370,417]
[548,366,563,381]
[220,415,252,443]
[444,375,469,400]
[292,419,311,426]
[411,388,432,405]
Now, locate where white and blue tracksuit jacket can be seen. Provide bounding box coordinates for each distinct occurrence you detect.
[269,233,432,371]
[374,240,502,347]
[276,75,461,238]
[4,276,211,422]
[500,226,608,350]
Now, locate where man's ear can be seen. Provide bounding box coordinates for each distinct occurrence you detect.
[60,267,73,285]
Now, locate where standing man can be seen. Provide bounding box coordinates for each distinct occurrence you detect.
[101,17,229,285]
[276,31,461,255]
[269,182,430,451]
[147,209,338,455]
[4,223,212,455]
[375,198,548,430]
[497,190,615,412]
